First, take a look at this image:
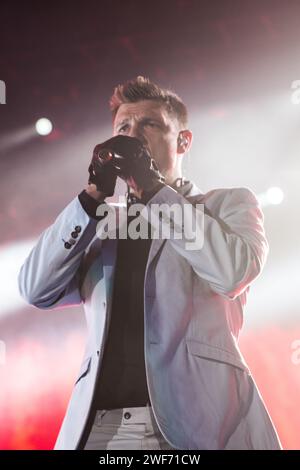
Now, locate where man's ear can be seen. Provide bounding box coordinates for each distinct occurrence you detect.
[177,130,193,154]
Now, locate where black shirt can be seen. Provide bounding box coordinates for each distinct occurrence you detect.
[78,179,192,409]
[93,230,152,409]
[78,189,152,409]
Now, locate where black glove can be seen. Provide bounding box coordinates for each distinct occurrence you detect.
[88,144,117,197]
[92,135,165,194]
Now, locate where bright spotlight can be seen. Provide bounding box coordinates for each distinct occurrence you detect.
[266,187,284,205]
[35,118,53,136]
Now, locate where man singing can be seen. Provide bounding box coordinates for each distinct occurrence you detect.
[18,76,281,450]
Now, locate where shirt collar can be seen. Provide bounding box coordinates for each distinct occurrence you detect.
[126,177,194,206]
[169,177,193,197]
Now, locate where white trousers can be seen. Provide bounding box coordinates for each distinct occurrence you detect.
[84,403,175,450]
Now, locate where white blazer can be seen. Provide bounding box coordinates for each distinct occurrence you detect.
[18,183,282,450]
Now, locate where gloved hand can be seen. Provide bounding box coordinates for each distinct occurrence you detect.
[91,135,165,196]
[88,144,117,197]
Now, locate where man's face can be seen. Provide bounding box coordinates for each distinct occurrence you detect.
[113,100,182,183]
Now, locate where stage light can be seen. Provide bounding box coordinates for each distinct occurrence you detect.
[35,118,53,136]
[266,187,284,205]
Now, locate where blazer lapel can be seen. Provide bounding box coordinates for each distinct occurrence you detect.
[101,182,204,299]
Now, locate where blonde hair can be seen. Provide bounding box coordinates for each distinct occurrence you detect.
[110,76,188,128]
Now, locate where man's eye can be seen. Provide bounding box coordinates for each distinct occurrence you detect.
[118,125,129,133]
[145,121,157,128]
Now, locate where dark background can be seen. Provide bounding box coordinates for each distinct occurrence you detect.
[0,0,300,449]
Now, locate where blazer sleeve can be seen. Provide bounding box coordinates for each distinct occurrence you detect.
[18,196,107,309]
[142,185,269,300]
